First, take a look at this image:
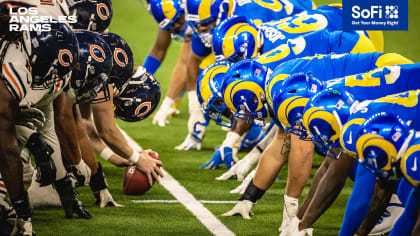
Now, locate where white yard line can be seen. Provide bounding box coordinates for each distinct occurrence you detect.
[156,168,236,236]
[132,200,238,204]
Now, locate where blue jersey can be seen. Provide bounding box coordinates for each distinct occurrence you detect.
[255,29,376,70]
[258,5,342,52]
[341,90,420,156]
[327,63,420,100]
[191,3,337,58]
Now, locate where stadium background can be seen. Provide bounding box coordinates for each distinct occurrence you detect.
[32,0,420,235]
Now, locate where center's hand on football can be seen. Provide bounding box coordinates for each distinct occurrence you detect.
[136,151,163,187]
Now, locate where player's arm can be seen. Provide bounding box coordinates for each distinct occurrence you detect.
[143,29,172,74]
[187,48,203,91]
[54,92,83,165]
[90,85,134,158]
[298,152,355,230]
[82,117,130,167]
[356,180,395,235]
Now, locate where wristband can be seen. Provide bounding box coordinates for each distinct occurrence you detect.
[128,150,140,164]
[99,147,114,161]
[143,55,161,75]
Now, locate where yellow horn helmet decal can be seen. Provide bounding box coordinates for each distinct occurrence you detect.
[401,144,420,187]
[356,134,398,171]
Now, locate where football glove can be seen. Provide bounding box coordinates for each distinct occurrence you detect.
[94,189,123,208]
[152,96,178,127]
[230,169,256,194]
[28,178,61,207]
[11,217,33,236]
[16,106,45,132]
[26,133,56,187]
[175,134,202,151]
[216,148,259,181]
[222,200,254,219]
[279,216,313,236]
[72,160,92,187]
[201,146,234,169]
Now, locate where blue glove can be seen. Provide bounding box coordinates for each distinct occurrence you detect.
[201,146,234,170]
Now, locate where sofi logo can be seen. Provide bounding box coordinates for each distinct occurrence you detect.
[351,5,399,19]
[343,0,407,30]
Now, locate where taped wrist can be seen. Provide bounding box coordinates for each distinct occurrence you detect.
[239,180,265,203]
[11,191,32,220]
[89,163,108,192]
[222,131,241,147]
[26,133,54,163]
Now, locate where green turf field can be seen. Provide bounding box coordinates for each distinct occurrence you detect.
[32,0,420,235]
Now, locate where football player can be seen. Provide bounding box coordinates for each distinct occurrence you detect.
[146,0,192,127]
[282,63,418,235]
[175,0,314,151]
[221,52,411,233]
[200,26,379,171]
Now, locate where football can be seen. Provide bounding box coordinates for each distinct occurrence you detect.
[123,151,160,195]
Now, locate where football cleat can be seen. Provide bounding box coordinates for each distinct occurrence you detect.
[368,194,404,236]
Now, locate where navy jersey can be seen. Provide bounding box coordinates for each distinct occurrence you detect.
[256,29,376,70]
[341,90,420,156]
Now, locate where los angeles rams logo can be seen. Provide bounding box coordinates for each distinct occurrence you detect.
[58,49,73,67]
[97,3,110,20]
[90,45,106,62]
[114,48,128,67]
[135,102,152,117]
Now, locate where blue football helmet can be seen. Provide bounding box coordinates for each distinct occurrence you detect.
[185,0,234,47]
[114,70,161,122]
[266,72,322,138]
[71,30,113,104]
[213,16,260,62]
[356,112,413,180]
[197,61,232,127]
[150,0,191,41]
[70,0,113,32]
[303,88,355,158]
[401,136,420,187]
[100,32,134,96]
[221,59,271,125]
[29,23,79,89]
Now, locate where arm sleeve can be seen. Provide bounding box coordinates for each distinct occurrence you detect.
[143,55,161,75]
[339,164,377,236]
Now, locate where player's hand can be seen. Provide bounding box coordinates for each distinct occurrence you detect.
[97,189,124,208]
[222,200,254,219]
[230,169,256,194]
[16,106,46,131]
[216,151,258,181]
[279,216,313,236]
[136,151,163,187]
[152,104,178,127]
[201,146,234,170]
[72,160,92,187]
[175,134,202,151]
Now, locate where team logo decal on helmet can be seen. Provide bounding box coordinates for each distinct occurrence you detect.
[135,102,152,117]
[90,45,106,62]
[97,2,111,20]
[114,48,128,67]
[58,49,73,67]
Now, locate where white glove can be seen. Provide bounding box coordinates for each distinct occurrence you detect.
[175,134,202,150]
[279,195,299,232]
[98,188,124,208]
[153,96,178,127]
[230,169,256,194]
[12,217,33,236]
[222,200,254,219]
[187,91,206,141]
[216,148,260,181]
[16,106,46,132]
[73,160,91,186]
[279,216,313,236]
